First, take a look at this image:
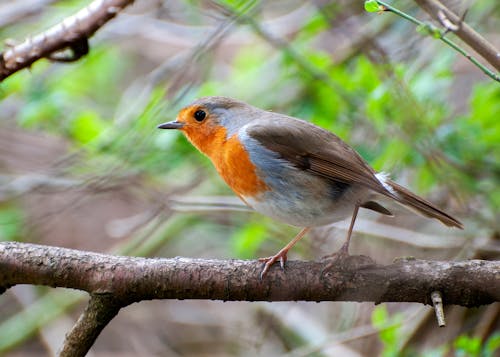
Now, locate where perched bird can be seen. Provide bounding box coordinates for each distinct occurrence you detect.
[158,96,463,278]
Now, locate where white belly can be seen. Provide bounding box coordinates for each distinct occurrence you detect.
[243,184,370,227]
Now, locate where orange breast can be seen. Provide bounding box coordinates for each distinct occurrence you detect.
[183,125,267,197]
[216,134,268,197]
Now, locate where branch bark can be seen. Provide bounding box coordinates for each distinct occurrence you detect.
[0,0,135,81]
[1,242,498,306]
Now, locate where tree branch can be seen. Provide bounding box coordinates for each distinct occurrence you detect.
[0,0,135,81]
[1,242,498,306]
[2,241,498,356]
[414,0,500,71]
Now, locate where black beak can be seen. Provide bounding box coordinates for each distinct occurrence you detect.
[157,121,184,129]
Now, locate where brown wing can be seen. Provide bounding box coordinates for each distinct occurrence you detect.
[246,115,392,196]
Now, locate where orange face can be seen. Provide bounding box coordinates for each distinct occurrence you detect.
[175,105,226,159]
[167,104,268,198]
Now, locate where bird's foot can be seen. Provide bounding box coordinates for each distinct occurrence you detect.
[321,242,350,261]
[258,249,288,280]
[320,243,375,273]
[321,242,350,271]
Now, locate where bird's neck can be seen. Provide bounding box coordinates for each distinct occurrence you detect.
[183,127,267,197]
[182,125,226,159]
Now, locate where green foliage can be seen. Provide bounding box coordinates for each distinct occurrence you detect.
[10,48,127,137]
[452,333,500,357]
[484,333,500,357]
[439,82,500,210]
[69,111,107,144]
[230,219,269,259]
[364,0,382,13]
[454,334,482,357]
[371,305,404,357]
[0,206,24,241]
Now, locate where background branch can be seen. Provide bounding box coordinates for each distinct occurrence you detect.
[0,0,135,81]
[369,0,500,81]
[414,0,500,71]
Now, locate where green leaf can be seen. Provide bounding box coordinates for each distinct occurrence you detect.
[371,305,388,327]
[69,111,107,144]
[454,334,481,357]
[231,220,268,259]
[484,333,500,357]
[415,165,437,194]
[371,138,410,172]
[371,305,404,357]
[0,207,24,241]
[364,0,381,13]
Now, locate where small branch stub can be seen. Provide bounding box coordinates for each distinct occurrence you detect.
[437,10,460,33]
[431,290,446,327]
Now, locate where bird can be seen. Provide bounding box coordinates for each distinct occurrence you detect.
[157,96,463,278]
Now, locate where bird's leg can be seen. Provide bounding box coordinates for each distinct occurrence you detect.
[323,203,360,260]
[338,203,360,257]
[259,227,311,279]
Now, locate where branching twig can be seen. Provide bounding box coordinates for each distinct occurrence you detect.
[368,1,500,82]
[58,293,122,357]
[0,0,135,81]
[414,0,500,71]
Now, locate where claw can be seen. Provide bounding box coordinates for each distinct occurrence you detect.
[279,254,286,269]
[258,249,289,279]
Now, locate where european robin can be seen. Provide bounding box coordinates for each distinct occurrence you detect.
[158,96,463,278]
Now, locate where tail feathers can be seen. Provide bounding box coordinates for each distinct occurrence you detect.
[386,180,463,229]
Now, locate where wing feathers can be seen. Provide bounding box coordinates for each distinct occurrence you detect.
[247,118,389,194]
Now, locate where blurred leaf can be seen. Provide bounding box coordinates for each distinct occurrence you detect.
[300,11,329,38]
[415,165,437,194]
[372,138,410,172]
[372,305,389,327]
[454,334,481,357]
[231,219,269,259]
[69,111,107,144]
[0,206,24,241]
[51,48,129,101]
[371,305,404,357]
[484,333,500,357]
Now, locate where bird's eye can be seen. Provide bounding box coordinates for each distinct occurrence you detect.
[193,110,206,122]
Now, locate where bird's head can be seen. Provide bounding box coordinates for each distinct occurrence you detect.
[157,96,259,157]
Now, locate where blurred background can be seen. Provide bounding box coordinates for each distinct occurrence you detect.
[0,0,499,356]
